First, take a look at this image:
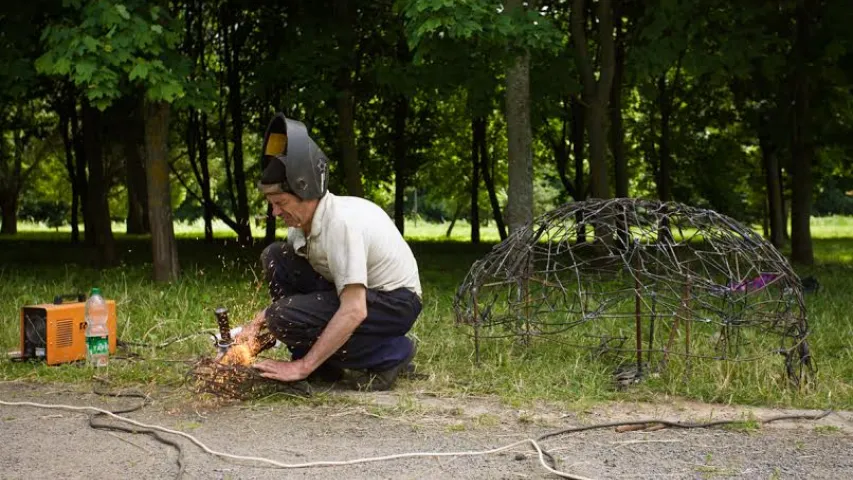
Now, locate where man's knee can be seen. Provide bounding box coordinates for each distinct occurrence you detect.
[261,241,291,280]
[264,299,302,340]
[265,292,338,341]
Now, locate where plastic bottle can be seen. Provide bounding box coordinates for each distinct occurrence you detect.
[85,287,109,367]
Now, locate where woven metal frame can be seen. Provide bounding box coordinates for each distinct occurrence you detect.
[454,199,812,385]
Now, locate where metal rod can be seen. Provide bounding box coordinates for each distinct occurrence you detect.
[648,291,656,365]
[214,307,233,347]
[635,275,642,375]
[660,316,681,370]
[684,278,693,375]
[473,290,480,364]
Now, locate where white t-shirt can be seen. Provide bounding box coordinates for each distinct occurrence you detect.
[288,192,422,298]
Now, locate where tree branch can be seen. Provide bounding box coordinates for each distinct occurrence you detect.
[168,158,243,233]
[542,115,578,198]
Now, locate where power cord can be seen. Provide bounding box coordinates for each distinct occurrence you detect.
[1,398,587,478]
[0,396,835,479]
[118,330,219,349]
[86,388,187,479]
[537,410,833,441]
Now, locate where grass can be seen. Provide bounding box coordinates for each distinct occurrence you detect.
[1,216,852,412]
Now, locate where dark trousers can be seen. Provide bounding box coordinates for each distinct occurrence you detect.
[261,242,421,371]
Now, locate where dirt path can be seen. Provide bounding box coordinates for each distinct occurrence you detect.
[1,381,851,479]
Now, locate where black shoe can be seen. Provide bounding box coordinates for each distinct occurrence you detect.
[307,362,344,384]
[354,342,417,391]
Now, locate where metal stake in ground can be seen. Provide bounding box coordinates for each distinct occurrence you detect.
[214,307,233,357]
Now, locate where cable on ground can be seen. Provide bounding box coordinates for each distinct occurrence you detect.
[536,410,833,442]
[85,387,187,479]
[1,397,588,478]
[0,396,834,480]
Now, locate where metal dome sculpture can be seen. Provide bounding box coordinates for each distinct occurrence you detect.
[454,199,812,386]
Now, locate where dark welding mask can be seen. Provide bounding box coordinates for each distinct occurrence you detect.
[258,113,329,200]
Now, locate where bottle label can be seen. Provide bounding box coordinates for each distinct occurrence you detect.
[86,336,109,367]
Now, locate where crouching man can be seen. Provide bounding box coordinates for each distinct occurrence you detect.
[237,113,422,391]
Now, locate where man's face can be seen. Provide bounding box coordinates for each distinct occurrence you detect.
[266,192,308,228]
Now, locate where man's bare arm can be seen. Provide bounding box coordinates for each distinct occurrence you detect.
[234,309,266,344]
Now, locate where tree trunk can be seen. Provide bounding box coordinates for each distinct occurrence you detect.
[70,102,90,241]
[82,102,116,265]
[586,104,610,200]
[265,203,276,244]
[0,123,23,235]
[470,118,480,244]
[394,162,406,235]
[611,5,628,199]
[337,89,363,198]
[335,0,363,198]
[572,0,615,201]
[551,99,575,198]
[393,96,409,235]
[218,6,240,239]
[446,202,463,238]
[194,1,213,243]
[780,163,789,240]
[571,96,587,244]
[125,101,149,234]
[475,117,507,240]
[656,74,673,202]
[790,0,815,265]
[224,2,251,246]
[759,129,785,249]
[0,197,17,235]
[144,101,180,282]
[59,108,80,243]
[187,109,216,243]
[571,96,585,201]
[505,0,534,234]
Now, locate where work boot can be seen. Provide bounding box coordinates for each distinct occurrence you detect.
[352,341,417,391]
[307,362,344,384]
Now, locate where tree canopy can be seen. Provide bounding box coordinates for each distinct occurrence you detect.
[1,0,852,278]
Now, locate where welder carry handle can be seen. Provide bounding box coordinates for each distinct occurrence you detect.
[53,293,87,305]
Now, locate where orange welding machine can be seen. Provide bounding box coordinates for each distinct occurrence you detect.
[19,294,117,365]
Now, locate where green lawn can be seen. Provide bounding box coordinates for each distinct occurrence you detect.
[1,216,851,410]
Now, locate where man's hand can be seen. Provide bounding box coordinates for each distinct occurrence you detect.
[253,359,310,382]
[233,309,266,344]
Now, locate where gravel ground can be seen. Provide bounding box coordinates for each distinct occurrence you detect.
[1,381,851,479]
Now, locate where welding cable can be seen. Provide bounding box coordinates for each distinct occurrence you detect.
[0,398,591,479]
[0,398,836,479]
[86,388,187,479]
[118,330,219,349]
[536,410,834,442]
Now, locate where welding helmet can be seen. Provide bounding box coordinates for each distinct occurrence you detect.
[258,113,329,200]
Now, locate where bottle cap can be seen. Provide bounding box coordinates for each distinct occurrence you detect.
[91,287,101,296]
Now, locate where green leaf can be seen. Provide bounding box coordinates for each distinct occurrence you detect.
[74,60,97,82]
[33,54,55,75]
[54,57,72,75]
[115,4,130,20]
[128,61,149,80]
[151,24,163,35]
[82,35,99,52]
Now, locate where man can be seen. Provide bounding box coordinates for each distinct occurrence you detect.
[236,113,423,391]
